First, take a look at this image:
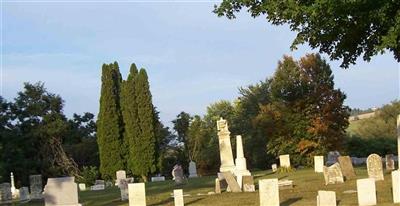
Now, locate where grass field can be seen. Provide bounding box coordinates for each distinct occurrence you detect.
[17,167,397,206]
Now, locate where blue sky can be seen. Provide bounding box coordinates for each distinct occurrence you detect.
[3,2,399,126]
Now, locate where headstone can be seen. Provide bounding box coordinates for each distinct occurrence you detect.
[259,179,279,206]
[272,164,277,172]
[78,183,86,191]
[397,115,400,169]
[221,172,241,192]
[188,161,198,178]
[242,176,255,192]
[279,154,290,168]
[119,179,129,201]
[151,176,165,182]
[91,179,105,190]
[323,163,344,185]
[314,156,324,173]
[327,151,340,166]
[94,180,105,185]
[367,154,384,181]
[278,180,293,189]
[393,170,400,203]
[128,183,146,206]
[386,154,395,171]
[172,165,185,185]
[317,190,336,206]
[215,178,221,194]
[116,170,126,185]
[234,135,251,177]
[173,189,184,206]
[338,156,356,180]
[29,175,42,199]
[10,172,16,198]
[217,173,228,190]
[19,187,30,201]
[217,118,235,172]
[0,183,11,202]
[357,178,376,206]
[43,177,80,206]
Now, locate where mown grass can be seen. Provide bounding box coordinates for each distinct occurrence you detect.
[15,167,397,206]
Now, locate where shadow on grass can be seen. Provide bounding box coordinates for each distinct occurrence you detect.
[281,197,302,206]
[148,197,173,206]
[186,198,205,205]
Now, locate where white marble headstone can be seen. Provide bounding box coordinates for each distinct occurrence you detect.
[43,177,80,206]
[128,183,146,206]
[357,178,376,206]
[393,170,400,203]
[314,156,324,173]
[259,179,279,206]
[279,155,290,168]
[317,190,336,206]
[173,189,184,206]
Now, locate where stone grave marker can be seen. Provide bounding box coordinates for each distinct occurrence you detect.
[317,190,336,206]
[272,164,277,172]
[217,173,228,190]
[119,179,129,201]
[151,176,165,182]
[357,178,376,206]
[128,183,146,206]
[0,183,11,202]
[172,165,185,185]
[393,170,400,203]
[19,187,30,201]
[29,174,42,199]
[221,172,241,192]
[386,154,395,171]
[215,178,221,194]
[43,177,80,206]
[327,151,340,165]
[116,170,126,185]
[174,189,184,206]
[217,118,235,172]
[338,156,356,180]
[188,161,198,178]
[323,163,344,185]
[314,156,324,173]
[279,154,290,168]
[78,183,86,191]
[367,154,384,181]
[259,179,279,206]
[242,176,255,192]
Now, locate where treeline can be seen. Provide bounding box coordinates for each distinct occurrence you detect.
[172,54,350,174]
[0,82,99,186]
[345,101,399,157]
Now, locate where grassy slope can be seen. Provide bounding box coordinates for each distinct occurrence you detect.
[18,167,397,206]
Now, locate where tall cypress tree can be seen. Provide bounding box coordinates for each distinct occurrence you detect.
[121,64,141,174]
[133,69,156,181]
[97,62,124,180]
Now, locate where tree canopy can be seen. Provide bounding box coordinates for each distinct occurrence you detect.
[214,0,400,68]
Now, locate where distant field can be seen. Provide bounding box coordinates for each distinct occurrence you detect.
[17,167,396,206]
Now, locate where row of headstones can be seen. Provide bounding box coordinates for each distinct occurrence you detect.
[0,174,42,202]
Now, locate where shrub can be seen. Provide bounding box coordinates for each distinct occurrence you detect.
[78,166,99,186]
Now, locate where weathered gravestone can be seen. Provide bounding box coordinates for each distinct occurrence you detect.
[128,183,146,206]
[119,179,129,201]
[314,156,324,173]
[323,163,344,185]
[367,154,384,181]
[188,161,198,178]
[221,172,241,192]
[242,176,255,192]
[393,170,400,203]
[91,180,105,190]
[19,187,30,201]
[279,154,291,168]
[272,164,277,172]
[386,154,395,171]
[172,165,185,185]
[317,190,336,206]
[215,178,221,194]
[338,156,356,180]
[0,183,11,202]
[44,177,80,206]
[151,176,165,182]
[217,118,235,173]
[357,178,376,206]
[327,151,340,166]
[173,189,184,206]
[116,170,126,185]
[29,174,42,199]
[259,179,279,206]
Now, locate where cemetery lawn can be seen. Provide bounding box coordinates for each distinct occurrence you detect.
[19,167,395,206]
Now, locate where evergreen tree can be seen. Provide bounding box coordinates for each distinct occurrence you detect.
[121,64,140,174]
[133,69,156,181]
[97,62,124,180]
